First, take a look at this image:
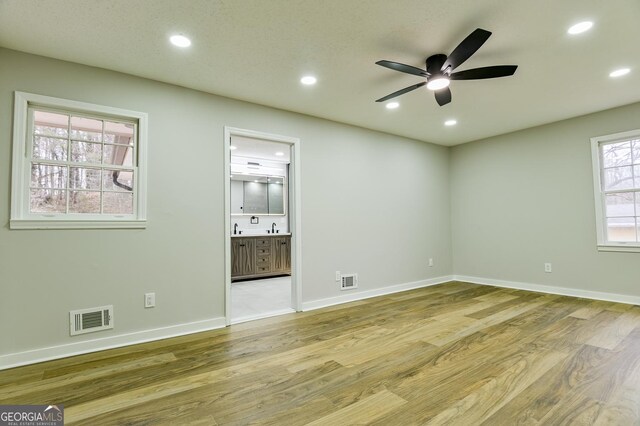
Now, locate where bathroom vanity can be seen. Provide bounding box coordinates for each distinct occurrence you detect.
[231,234,291,281]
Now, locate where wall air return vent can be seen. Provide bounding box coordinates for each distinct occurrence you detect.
[69,305,114,336]
[340,274,358,290]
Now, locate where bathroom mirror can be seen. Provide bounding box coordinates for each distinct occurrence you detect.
[231,173,286,215]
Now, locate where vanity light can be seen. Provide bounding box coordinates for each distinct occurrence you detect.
[169,34,192,47]
[275,152,284,156]
[609,68,630,78]
[567,21,593,35]
[300,76,317,85]
[444,119,457,126]
[386,102,400,109]
[230,145,237,150]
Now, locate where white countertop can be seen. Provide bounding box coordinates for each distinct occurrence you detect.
[231,232,291,238]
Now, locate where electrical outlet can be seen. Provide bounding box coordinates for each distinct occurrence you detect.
[145,292,156,308]
[544,263,552,273]
[429,258,434,267]
[335,271,341,281]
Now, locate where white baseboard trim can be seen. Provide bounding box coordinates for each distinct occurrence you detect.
[302,275,454,312]
[453,275,640,306]
[0,317,227,371]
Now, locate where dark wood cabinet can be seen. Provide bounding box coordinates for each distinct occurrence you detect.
[272,237,291,273]
[231,235,291,281]
[231,238,256,277]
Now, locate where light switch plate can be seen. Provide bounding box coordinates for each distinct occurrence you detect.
[145,293,156,308]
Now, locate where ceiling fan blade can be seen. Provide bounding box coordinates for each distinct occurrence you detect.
[376,82,426,102]
[450,65,518,80]
[376,60,428,77]
[434,87,452,106]
[442,28,492,72]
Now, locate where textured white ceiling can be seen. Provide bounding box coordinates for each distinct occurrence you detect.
[1,0,639,146]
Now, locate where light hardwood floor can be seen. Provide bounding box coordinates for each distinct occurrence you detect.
[2,281,640,425]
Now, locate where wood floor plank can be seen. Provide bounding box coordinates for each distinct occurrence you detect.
[485,325,640,425]
[584,308,640,350]
[569,300,612,320]
[428,300,494,321]
[424,295,558,347]
[0,353,177,400]
[304,389,406,426]
[466,295,541,320]
[2,282,640,425]
[473,289,521,303]
[254,396,334,426]
[594,353,640,425]
[424,349,568,425]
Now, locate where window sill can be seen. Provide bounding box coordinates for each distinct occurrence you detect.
[10,219,147,230]
[597,244,640,253]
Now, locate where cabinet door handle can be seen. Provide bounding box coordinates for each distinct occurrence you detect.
[239,244,245,247]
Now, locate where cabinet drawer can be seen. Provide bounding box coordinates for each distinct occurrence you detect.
[255,238,271,247]
[256,247,271,256]
[256,264,271,273]
[256,256,270,265]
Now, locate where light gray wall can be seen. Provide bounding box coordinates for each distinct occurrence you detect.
[451,102,640,296]
[0,48,452,357]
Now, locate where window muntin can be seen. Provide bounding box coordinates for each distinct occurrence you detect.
[11,92,147,229]
[593,132,640,249]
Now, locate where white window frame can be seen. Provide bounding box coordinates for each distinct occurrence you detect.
[591,129,640,252]
[10,91,148,229]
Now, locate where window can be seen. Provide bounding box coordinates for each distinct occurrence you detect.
[10,92,147,229]
[591,129,640,251]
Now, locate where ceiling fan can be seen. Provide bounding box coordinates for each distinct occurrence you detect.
[375,28,517,106]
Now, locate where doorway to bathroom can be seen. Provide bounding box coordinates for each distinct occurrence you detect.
[223,127,302,325]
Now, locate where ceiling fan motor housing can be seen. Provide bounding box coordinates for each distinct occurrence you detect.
[426,54,448,77]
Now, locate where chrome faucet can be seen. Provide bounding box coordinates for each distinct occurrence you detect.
[271,222,277,234]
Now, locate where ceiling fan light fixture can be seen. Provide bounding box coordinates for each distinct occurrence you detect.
[426,77,450,91]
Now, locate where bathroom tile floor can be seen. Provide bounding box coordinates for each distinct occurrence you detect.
[231,275,293,323]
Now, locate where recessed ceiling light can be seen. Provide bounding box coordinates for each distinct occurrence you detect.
[444,119,457,126]
[300,76,317,85]
[275,152,284,156]
[386,102,400,109]
[426,78,450,91]
[609,68,631,78]
[567,21,593,35]
[230,145,237,150]
[169,34,191,48]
